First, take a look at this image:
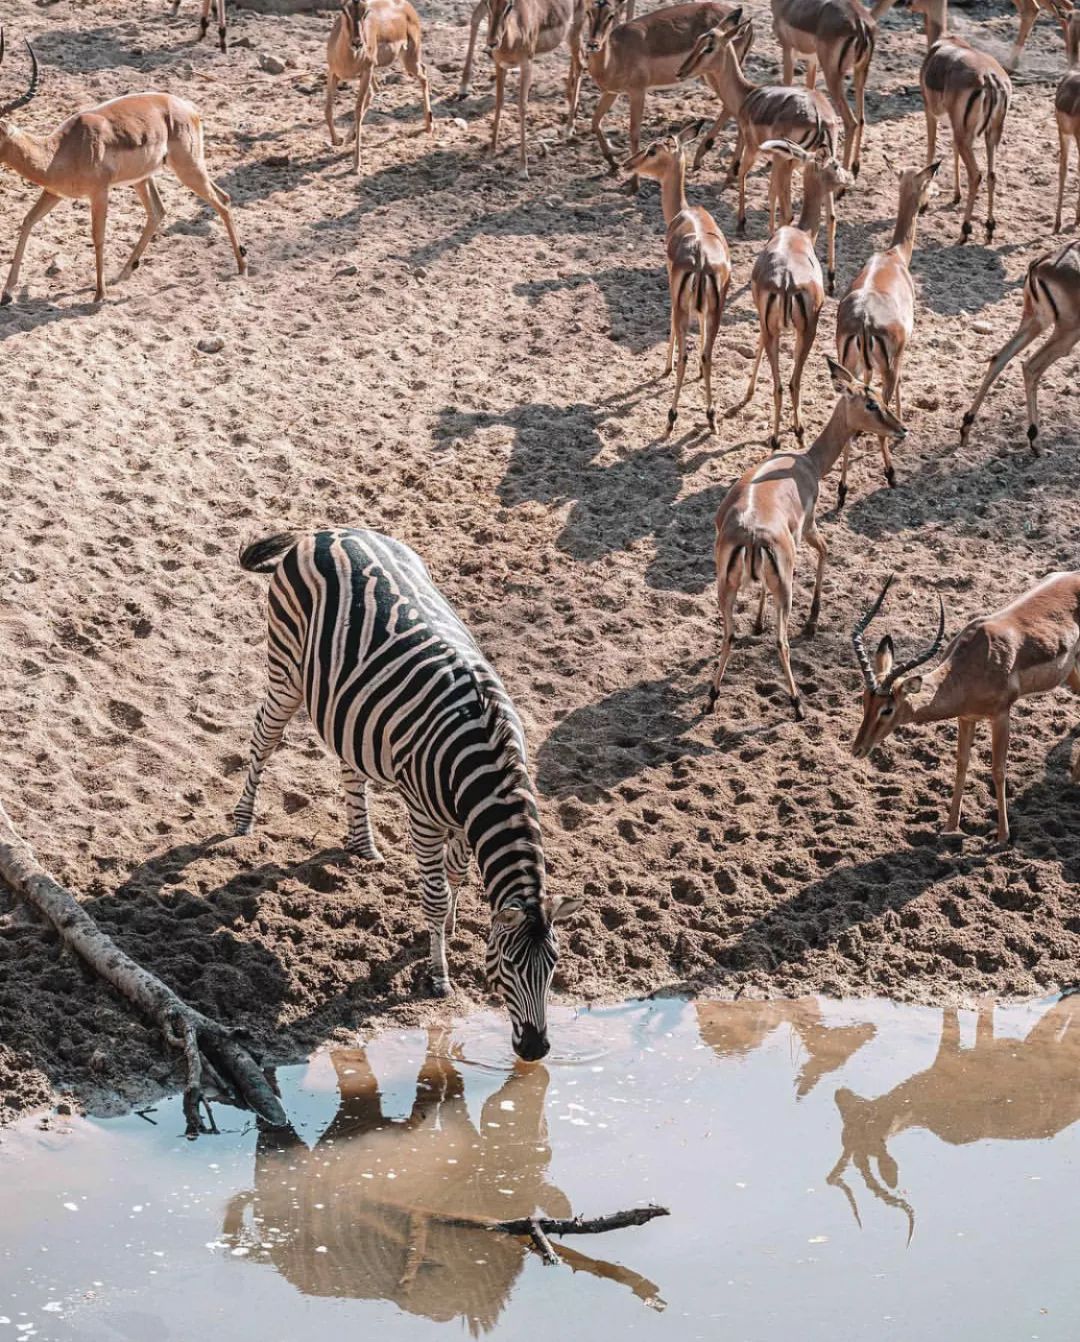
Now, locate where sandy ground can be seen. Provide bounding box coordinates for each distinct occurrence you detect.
[1,0,1079,1123]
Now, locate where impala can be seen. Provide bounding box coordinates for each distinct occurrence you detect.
[709,359,905,720]
[623,121,731,436]
[959,241,1080,451]
[1055,5,1080,232]
[172,0,228,54]
[728,139,853,450]
[771,0,876,175]
[851,570,1080,843]
[0,36,246,306]
[325,0,432,172]
[485,0,584,176]
[677,12,844,289]
[909,0,1010,243]
[573,0,752,178]
[834,159,939,505]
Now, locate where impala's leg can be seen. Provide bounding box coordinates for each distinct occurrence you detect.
[803,511,828,637]
[456,0,486,98]
[1021,324,1080,452]
[233,677,304,836]
[736,147,757,237]
[824,63,857,173]
[199,0,210,41]
[804,57,818,88]
[119,180,167,282]
[490,61,507,156]
[825,189,837,296]
[89,191,109,303]
[1055,131,1069,233]
[666,289,689,439]
[342,765,384,861]
[664,303,677,376]
[984,124,1001,242]
[404,36,433,134]
[727,330,765,417]
[879,363,900,487]
[1067,665,1080,781]
[564,17,584,139]
[851,58,868,177]
[701,277,723,434]
[516,57,533,177]
[951,136,961,206]
[771,553,803,719]
[990,711,1012,843]
[627,88,646,163]
[708,553,741,710]
[789,305,819,444]
[765,327,783,449]
[694,90,731,170]
[956,134,982,244]
[326,70,342,145]
[409,813,455,996]
[1075,131,1080,226]
[352,63,375,173]
[945,717,977,833]
[837,442,851,508]
[216,0,227,51]
[960,310,1045,444]
[1,190,62,306]
[782,44,795,84]
[444,833,470,936]
[592,90,620,173]
[924,106,939,175]
[1007,0,1038,69]
[753,582,767,635]
[166,145,248,273]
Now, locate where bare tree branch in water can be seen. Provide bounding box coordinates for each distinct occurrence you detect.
[0,797,287,1136]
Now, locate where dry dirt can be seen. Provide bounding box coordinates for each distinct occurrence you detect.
[1,0,1079,1124]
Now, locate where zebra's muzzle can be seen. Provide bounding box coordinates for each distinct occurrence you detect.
[514,1023,550,1062]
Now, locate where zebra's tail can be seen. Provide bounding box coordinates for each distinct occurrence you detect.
[239,532,301,574]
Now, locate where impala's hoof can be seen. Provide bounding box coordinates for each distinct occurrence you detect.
[985,218,996,243]
[791,696,804,722]
[836,481,848,509]
[1027,423,1040,454]
[706,685,718,713]
[959,220,972,244]
[803,620,818,638]
[768,434,780,451]
[885,466,897,488]
[706,407,717,434]
[960,410,975,443]
[0,292,12,307]
[827,270,836,295]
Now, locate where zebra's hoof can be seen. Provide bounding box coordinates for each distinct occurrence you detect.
[232,819,253,837]
[345,839,384,863]
[429,975,452,999]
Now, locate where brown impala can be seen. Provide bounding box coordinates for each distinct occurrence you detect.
[851,571,1080,843]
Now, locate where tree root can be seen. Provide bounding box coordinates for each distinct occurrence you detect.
[0,798,287,1136]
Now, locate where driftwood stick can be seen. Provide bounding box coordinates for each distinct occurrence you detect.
[0,797,287,1134]
[527,1218,559,1266]
[425,1204,670,1239]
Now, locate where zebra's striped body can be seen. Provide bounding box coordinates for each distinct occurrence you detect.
[233,528,579,1061]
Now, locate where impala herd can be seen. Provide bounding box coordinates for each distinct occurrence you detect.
[1,0,1080,852]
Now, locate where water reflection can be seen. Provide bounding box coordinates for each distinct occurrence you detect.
[696,997,878,1097]
[221,1029,661,1334]
[826,996,1080,1239]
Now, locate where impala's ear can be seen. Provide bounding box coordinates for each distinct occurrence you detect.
[492,904,528,930]
[877,1151,900,1189]
[827,356,859,394]
[874,634,894,679]
[720,5,743,28]
[547,895,585,924]
[896,674,922,698]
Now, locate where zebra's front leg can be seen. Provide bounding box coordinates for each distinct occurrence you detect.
[341,765,384,861]
[444,833,470,937]
[232,682,302,836]
[410,815,455,998]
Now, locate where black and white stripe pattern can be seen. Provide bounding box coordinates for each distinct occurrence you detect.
[233,528,580,1061]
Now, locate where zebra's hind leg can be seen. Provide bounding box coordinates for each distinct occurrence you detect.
[444,833,470,936]
[232,680,302,836]
[341,766,384,861]
[409,814,454,997]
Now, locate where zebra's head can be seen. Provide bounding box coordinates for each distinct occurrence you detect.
[487,895,583,1061]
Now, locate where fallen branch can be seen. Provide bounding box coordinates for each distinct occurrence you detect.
[425,1203,670,1255]
[0,797,287,1136]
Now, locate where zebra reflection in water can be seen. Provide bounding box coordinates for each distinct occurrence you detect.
[222,1032,662,1332]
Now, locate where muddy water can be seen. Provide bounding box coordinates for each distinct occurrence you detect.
[2,996,1079,1341]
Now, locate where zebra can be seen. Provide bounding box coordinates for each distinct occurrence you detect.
[232,528,582,1062]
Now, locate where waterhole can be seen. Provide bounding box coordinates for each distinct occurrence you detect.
[1,995,1077,1340]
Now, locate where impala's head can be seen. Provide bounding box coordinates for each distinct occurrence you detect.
[487,0,515,51]
[621,117,709,178]
[0,31,40,134]
[907,0,947,23]
[884,154,940,216]
[1058,2,1080,60]
[487,894,584,1061]
[584,0,629,54]
[830,1088,915,1244]
[341,0,370,52]
[850,575,947,758]
[760,139,854,196]
[827,357,907,441]
[676,9,749,80]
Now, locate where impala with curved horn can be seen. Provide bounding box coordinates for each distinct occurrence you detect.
[0,34,246,306]
[851,571,1080,844]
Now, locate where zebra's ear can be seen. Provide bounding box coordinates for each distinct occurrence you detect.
[548,895,585,924]
[492,904,527,930]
